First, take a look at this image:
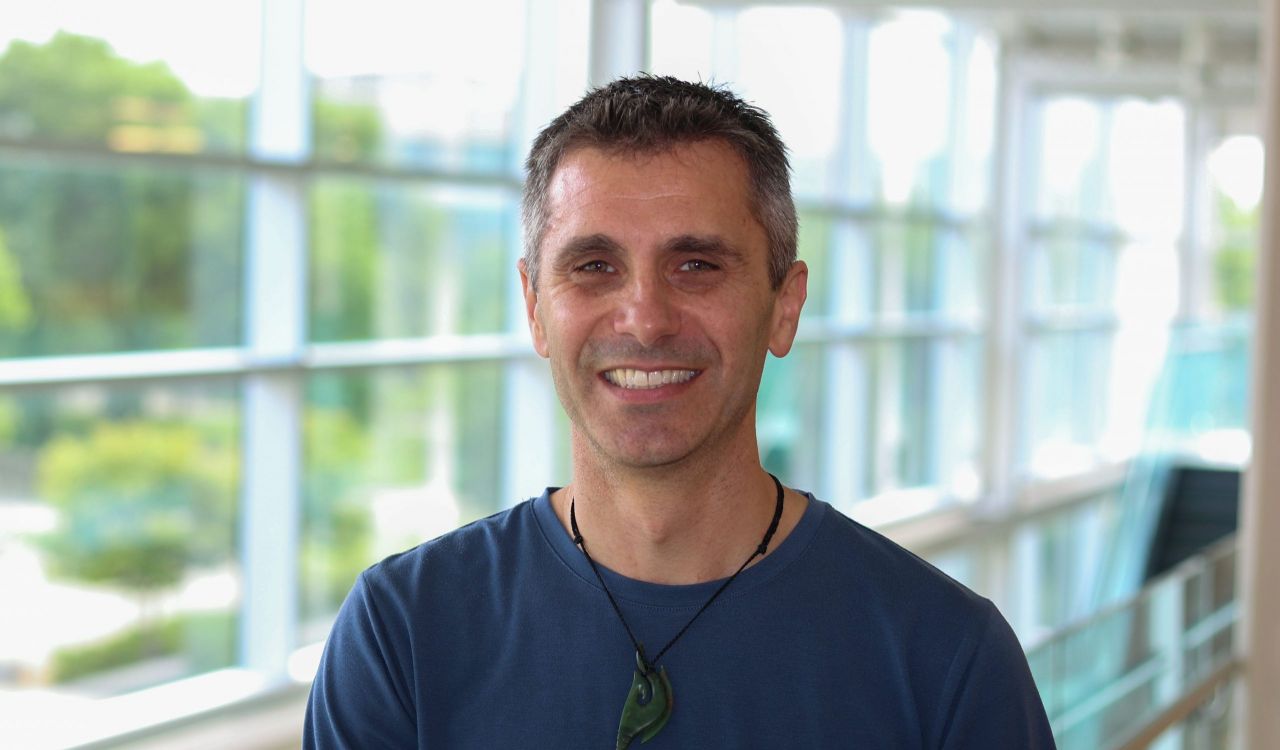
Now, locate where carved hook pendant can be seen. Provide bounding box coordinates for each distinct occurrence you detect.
[616,650,673,749]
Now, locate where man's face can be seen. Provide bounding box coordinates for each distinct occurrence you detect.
[520,140,807,470]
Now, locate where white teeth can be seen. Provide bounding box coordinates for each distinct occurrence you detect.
[604,368,697,390]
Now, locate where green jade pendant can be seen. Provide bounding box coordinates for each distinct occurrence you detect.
[616,649,673,750]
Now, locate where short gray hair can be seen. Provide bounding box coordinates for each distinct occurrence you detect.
[521,75,797,290]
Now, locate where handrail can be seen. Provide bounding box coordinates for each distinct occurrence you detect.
[1027,533,1237,653]
[1027,533,1239,749]
[1052,654,1166,736]
[1111,659,1240,750]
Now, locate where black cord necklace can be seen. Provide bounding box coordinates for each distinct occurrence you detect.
[569,474,786,750]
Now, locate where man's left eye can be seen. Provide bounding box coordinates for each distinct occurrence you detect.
[679,259,718,272]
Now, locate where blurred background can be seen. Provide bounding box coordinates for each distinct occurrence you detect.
[0,0,1270,747]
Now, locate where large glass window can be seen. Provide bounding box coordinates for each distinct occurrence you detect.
[305,0,594,174]
[1021,95,1186,477]
[0,2,587,742]
[309,180,517,342]
[0,382,241,696]
[649,4,845,198]
[0,1,260,154]
[652,6,994,510]
[0,2,1256,745]
[0,159,244,358]
[306,0,527,171]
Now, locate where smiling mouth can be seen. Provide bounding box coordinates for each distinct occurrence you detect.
[602,368,700,390]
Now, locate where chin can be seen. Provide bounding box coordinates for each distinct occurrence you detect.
[591,431,700,470]
[608,443,694,469]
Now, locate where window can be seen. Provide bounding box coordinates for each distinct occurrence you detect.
[1021,96,1187,477]
[0,1,260,154]
[0,1,589,744]
[0,381,241,694]
[0,159,244,358]
[0,1,1258,745]
[306,0,532,173]
[650,5,995,512]
[1205,132,1263,316]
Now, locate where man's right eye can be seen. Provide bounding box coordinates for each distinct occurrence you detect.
[576,260,615,273]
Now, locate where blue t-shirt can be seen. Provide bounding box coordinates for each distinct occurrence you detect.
[306,491,1055,748]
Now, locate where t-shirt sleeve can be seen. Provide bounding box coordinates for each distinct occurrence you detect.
[304,570,418,749]
[937,602,1057,749]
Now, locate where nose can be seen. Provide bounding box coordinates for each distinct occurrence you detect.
[613,273,681,348]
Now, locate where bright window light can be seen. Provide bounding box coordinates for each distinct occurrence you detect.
[0,0,261,97]
[1208,134,1265,211]
[867,11,952,204]
[307,0,527,146]
[649,0,714,82]
[1107,99,1185,240]
[1040,97,1101,208]
[736,7,842,161]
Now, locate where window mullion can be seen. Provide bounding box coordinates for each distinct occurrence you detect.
[589,0,646,87]
[821,14,872,508]
[241,0,309,678]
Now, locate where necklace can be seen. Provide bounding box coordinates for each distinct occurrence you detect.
[569,474,786,750]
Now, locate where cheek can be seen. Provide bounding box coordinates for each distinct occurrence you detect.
[715,308,772,350]
[540,306,591,360]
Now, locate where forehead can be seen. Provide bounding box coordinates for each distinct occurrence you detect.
[542,140,759,238]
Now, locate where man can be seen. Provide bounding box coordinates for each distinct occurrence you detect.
[306,76,1054,748]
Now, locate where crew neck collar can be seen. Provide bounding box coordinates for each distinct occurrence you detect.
[531,486,826,608]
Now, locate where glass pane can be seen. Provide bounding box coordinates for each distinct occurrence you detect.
[952,31,998,215]
[0,157,244,357]
[1107,98,1184,241]
[1028,232,1117,315]
[871,220,984,317]
[309,179,517,342]
[732,7,843,199]
[1033,97,1107,222]
[300,363,506,640]
[866,12,954,207]
[1206,133,1263,315]
[307,0,542,172]
[937,335,984,499]
[1024,330,1114,477]
[0,381,240,700]
[868,337,979,495]
[795,212,835,319]
[0,2,259,154]
[869,339,928,492]
[649,4,843,200]
[757,344,829,495]
[648,1,714,81]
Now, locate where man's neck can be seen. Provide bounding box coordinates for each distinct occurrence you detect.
[554,440,805,585]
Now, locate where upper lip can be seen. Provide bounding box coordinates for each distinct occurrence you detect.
[599,364,700,371]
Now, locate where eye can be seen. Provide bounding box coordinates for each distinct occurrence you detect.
[679,259,719,272]
[575,260,615,274]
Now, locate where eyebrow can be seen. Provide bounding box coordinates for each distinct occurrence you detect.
[661,234,746,265]
[548,233,625,272]
[547,232,747,271]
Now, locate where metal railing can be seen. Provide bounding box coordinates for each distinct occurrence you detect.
[1028,535,1239,750]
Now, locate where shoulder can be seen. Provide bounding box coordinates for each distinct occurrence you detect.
[306,501,545,748]
[798,501,1006,681]
[359,498,541,606]
[807,501,991,622]
[802,501,1053,746]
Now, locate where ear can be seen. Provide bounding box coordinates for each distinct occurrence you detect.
[519,259,550,358]
[767,260,808,358]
